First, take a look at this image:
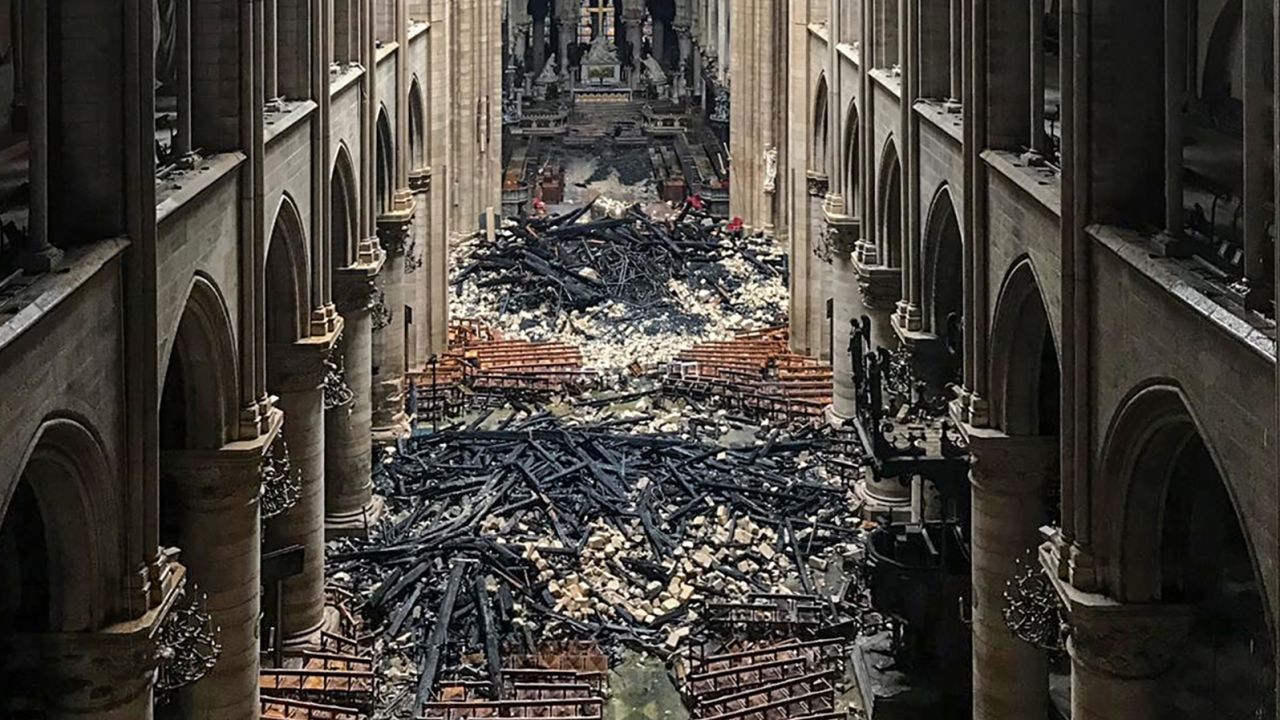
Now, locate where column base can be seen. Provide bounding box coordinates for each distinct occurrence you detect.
[855,474,913,516]
[371,411,411,444]
[325,495,387,539]
[824,403,855,426]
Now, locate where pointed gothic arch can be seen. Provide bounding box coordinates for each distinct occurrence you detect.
[988,258,1059,437]
[876,136,903,269]
[266,193,311,344]
[332,143,359,268]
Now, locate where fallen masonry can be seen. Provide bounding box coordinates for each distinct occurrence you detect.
[451,202,789,370]
[325,397,872,717]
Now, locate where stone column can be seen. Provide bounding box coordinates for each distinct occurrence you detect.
[175,0,193,157]
[852,246,902,351]
[716,0,729,82]
[1028,0,1046,156]
[1236,0,1272,310]
[556,0,578,78]
[328,250,386,537]
[532,12,547,75]
[944,0,961,110]
[653,17,667,67]
[371,211,412,442]
[1162,0,1187,242]
[675,27,692,98]
[159,413,281,718]
[5,602,180,719]
[829,245,859,420]
[19,0,58,272]
[892,0,922,334]
[625,18,643,86]
[966,430,1055,720]
[409,168,432,369]
[267,323,343,648]
[1057,584,1192,720]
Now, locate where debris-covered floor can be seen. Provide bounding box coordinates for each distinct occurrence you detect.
[306,202,873,720]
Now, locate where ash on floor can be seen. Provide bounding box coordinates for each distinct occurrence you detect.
[451,205,789,373]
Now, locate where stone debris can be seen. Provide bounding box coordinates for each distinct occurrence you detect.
[451,202,788,371]
[326,394,869,713]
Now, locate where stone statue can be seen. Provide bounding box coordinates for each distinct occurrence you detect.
[537,55,559,85]
[710,86,729,123]
[763,146,779,194]
[642,56,668,87]
[584,34,620,66]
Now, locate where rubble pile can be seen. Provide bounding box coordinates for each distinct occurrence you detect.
[451,203,789,370]
[326,404,866,714]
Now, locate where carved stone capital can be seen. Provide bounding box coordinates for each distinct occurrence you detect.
[1068,600,1192,679]
[160,408,284,510]
[3,563,190,715]
[961,426,1056,496]
[1039,544,1194,679]
[805,170,829,198]
[267,319,345,392]
[333,253,386,313]
[851,258,902,312]
[823,208,861,257]
[376,205,415,256]
[409,167,431,194]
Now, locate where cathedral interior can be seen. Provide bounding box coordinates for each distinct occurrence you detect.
[0,0,1278,719]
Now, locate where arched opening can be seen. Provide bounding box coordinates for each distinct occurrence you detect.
[843,102,859,211]
[158,276,239,543]
[989,260,1059,439]
[922,187,963,349]
[985,259,1063,714]
[0,476,51,715]
[0,417,120,713]
[266,196,309,345]
[331,145,358,269]
[375,108,395,215]
[1104,387,1275,718]
[812,75,829,175]
[408,79,426,171]
[877,139,903,269]
[0,480,50,635]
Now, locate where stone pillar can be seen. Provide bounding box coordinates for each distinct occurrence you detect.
[944,0,961,110]
[1162,0,1187,242]
[328,251,385,536]
[1028,0,1046,156]
[852,246,902,352]
[830,249,859,420]
[653,17,667,67]
[1054,580,1192,720]
[19,0,58,272]
[159,414,281,719]
[267,323,343,648]
[265,0,279,100]
[966,430,1055,720]
[5,603,179,719]
[409,168,432,369]
[371,212,412,442]
[532,13,547,74]
[1236,0,1272,310]
[556,0,578,78]
[675,27,692,98]
[625,19,643,86]
[892,0,922,334]
[175,0,193,157]
[716,0,729,82]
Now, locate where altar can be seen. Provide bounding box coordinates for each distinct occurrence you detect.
[573,35,632,104]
